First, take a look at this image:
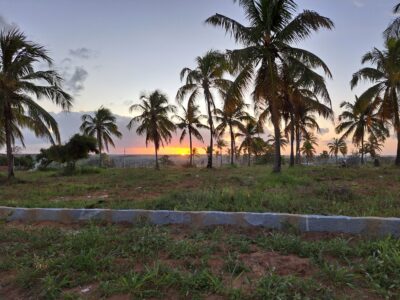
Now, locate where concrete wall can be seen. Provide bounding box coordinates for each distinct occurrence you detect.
[1,206,399,237]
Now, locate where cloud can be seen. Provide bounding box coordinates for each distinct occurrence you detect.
[318,128,330,135]
[353,0,365,8]
[0,15,18,30]
[69,47,96,60]
[123,100,134,106]
[65,66,89,95]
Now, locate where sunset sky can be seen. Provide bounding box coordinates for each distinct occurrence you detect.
[0,0,399,155]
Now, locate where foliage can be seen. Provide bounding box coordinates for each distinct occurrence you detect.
[38,134,98,172]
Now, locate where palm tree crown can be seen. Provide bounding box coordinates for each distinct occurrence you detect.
[327,138,347,162]
[80,107,122,166]
[0,29,72,178]
[128,90,176,170]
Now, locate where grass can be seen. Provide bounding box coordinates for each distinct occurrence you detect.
[0,165,400,217]
[1,223,399,299]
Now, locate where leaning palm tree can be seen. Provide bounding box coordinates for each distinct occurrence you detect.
[327,138,347,163]
[174,103,206,167]
[177,50,231,168]
[80,107,122,167]
[351,38,400,165]
[0,29,72,178]
[127,90,176,170]
[206,0,334,172]
[336,97,388,165]
[236,118,262,166]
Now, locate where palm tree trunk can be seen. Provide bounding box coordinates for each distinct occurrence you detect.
[295,127,301,165]
[289,117,295,167]
[155,146,159,170]
[189,127,193,167]
[206,95,213,169]
[396,128,400,166]
[4,103,14,179]
[229,123,234,165]
[272,120,281,173]
[361,135,365,165]
[98,131,102,168]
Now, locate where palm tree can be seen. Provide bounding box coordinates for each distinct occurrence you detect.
[0,29,72,178]
[236,118,262,166]
[266,132,288,150]
[351,38,400,165]
[206,0,334,172]
[215,104,250,165]
[127,90,176,170]
[336,97,388,165]
[174,103,206,167]
[80,106,122,167]
[327,138,347,163]
[364,135,384,159]
[301,140,316,164]
[177,50,231,168]
[385,4,400,38]
[215,138,227,166]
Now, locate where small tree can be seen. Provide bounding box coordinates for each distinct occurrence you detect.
[38,134,98,172]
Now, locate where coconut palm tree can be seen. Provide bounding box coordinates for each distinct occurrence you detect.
[236,118,262,166]
[0,29,72,178]
[206,0,334,172]
[351,38,400,165]
[385,3,400,38]
[176,50,231,168]
[127,90,176,170]
[336,97,388,165]
[364,135,384,159]
[80,107,122,167]
[215,103,250,165]
[327,138,347,163]
[301,140,316,164]
[215,138,227,166]
[174,103,206,167]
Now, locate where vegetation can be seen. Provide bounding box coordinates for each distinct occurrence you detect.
[1,222,399,299]
[0,29,72,179]
[80,107,122,167]
[328,138,347,163]
[37,134,98,173]
[1,165,400,217]
[127,90,176,170]
[174,103,206,166]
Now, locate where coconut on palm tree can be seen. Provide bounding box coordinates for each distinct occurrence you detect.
[336,97,388,165]
[206,0,334,172]
[127,90,176,170]
[177,50,231,168]
[351,38,400,165]
[327,138,347,163]
[80,107,122,167]
[174,103,206,167]
[0,29,72,178]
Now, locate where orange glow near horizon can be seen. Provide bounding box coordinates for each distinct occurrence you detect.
[123,146,207,156]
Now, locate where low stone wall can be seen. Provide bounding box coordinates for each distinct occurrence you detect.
[1,206,399,237]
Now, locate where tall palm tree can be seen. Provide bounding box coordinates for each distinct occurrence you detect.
[236,118,262,166]
[206,0,334,172]
[336,97,388,165]
[0,29,72,178]
[174,103,206,167]
[351,38,400,165]
[215,103,250,165]
[177,50,231,168]
[80,107,122,167]
[327,138,347,163]
[127,90,176,170]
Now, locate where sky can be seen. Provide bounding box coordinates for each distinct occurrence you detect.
[0,0,399,155]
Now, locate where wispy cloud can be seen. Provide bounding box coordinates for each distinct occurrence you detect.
[69,47,96,60]
[353,0,365,8]
[0,15,18,30]
[64,66,89,95]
